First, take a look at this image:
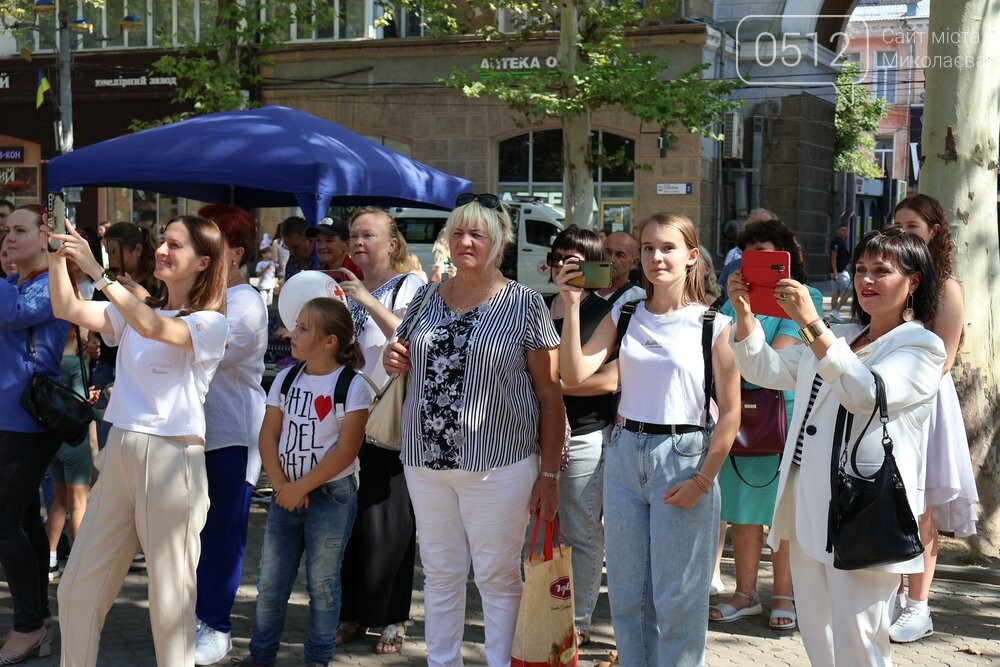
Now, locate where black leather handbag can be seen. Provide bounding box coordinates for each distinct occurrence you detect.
[826,370,923,570]
[19,326,93,446]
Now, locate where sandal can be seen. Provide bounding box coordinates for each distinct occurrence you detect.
[335,621,366,646]
[709,590,763,622]
[769,595,797,630]
[575,626,591,647]
[375,624,405,655]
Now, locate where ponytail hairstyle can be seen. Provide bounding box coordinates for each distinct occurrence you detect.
[347,206,410,273]
[149,216,227,316]
[301,297,365,370]
[106,221,158,284]
[636,212,706,305]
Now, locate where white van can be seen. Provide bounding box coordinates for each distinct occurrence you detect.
[388,199,565,294]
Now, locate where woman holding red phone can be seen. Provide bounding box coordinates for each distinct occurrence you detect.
[710,218,822,631]
[726,227,945,666]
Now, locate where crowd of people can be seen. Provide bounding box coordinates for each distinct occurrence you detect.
[0,191,979,667]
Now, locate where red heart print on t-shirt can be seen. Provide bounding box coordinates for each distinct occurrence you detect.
[314,395,333,421]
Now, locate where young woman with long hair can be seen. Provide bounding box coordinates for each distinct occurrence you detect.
[49,215,228,667]
[889,194,979,642]
[557,213,741,666]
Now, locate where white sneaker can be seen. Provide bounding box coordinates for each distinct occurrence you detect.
[889,606,933,643]
[194,625,233,665]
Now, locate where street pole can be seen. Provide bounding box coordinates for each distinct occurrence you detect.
[57,11,73,154]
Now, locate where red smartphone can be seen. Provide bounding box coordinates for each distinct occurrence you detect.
[740,250,791,318]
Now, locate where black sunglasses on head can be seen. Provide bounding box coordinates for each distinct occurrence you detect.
[861,225,905,242]
[455,193,501,210]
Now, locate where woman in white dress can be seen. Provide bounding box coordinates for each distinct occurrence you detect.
[889,194,979,643]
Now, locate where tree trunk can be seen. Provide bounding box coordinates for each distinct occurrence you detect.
[558,0,594,229]
[920,0,1000,555]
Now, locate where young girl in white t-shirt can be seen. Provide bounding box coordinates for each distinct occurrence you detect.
[239,297,372,667]
[556,213,741,667]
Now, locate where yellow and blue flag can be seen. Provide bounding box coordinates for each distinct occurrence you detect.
[36,68,51,109]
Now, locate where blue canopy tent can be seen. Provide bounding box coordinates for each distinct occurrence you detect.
[47,105,471,222]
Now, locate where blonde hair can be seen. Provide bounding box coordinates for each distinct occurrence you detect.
[347,207,409,274]
[699,245,722,301]
[443,200,514,268]
[636,213,706,305]
[300,298,365,370]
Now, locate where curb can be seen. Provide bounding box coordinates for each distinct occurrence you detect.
[721,548,1000,586]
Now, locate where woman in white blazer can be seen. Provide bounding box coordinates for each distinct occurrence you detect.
[726,227,945,667]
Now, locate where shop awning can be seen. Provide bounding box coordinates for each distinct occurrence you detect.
[47,105,470,222]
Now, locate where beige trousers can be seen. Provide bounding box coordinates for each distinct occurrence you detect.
[57,427,209,667]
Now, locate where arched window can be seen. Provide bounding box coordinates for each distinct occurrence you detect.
[498,129,634,208]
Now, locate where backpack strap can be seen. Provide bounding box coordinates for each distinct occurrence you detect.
[279,361,306,407]
[333,367,357,420]
[615,299,641,349]
[702,306,718,422]
[608,282,637,305]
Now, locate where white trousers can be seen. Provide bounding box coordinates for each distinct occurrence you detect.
[787,469,900,667]
[405,456,537,667]
[58,427,209,667]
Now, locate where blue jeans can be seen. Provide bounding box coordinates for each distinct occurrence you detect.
[248,475,358,665]
[603,425,720,667]
[526,428,606,631]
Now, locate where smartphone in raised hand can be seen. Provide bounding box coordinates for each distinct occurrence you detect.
[47,192,66,252]
[566,261,613,290]
[106,237,124,278]
[741,250,791,318]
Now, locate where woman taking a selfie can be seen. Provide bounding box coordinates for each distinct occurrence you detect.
[49,216,228,667]
[727,227,944,666]
[0,205,67,663]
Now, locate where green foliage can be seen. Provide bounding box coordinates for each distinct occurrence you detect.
[133,0,335,130]
[834,62,888,179]
[402,0,739,170]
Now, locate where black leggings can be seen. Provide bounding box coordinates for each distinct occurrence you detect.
[0,430,61,632]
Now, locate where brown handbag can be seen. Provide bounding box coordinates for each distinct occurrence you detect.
[733,387,787,456]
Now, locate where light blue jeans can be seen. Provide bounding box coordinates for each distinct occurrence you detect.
[603,425,720,667]
[248,475,358,665]
[558,428,606,632]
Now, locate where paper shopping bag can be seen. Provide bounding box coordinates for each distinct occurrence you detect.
[511,518,579,667]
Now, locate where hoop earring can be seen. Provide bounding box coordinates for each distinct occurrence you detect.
[901,293,915,322]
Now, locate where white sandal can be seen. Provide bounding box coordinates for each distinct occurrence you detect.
[769,594,797,630]
[709,590,763,622]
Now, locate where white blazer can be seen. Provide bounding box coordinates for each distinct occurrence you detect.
[730,320,945,573]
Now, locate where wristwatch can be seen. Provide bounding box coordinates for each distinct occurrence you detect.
[93,271,116,292]
[540,470,560,481]
[798,319,829,345]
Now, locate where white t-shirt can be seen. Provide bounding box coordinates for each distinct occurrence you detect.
[102,305,228,441]
[203,284,269,483]
[598,284,646,310]
[255,260,276,290]
[265,365,373,483]
[357,272,425,389]
[613,302,731,426]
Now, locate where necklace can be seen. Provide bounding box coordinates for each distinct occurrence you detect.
[448,278,498,314]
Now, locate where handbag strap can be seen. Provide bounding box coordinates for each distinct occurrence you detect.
[528,514,563,562]
[702,306,718,425]
[398,281,440,343]
[830,370,885,488]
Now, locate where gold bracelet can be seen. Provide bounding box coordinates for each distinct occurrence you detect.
[693,470,715,486]
[798,319,829,345]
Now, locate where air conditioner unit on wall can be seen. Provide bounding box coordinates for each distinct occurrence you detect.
[722,111,744,160]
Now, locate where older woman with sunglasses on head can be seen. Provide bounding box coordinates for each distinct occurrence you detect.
[726,226,945,666]
[383,193,564,667]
